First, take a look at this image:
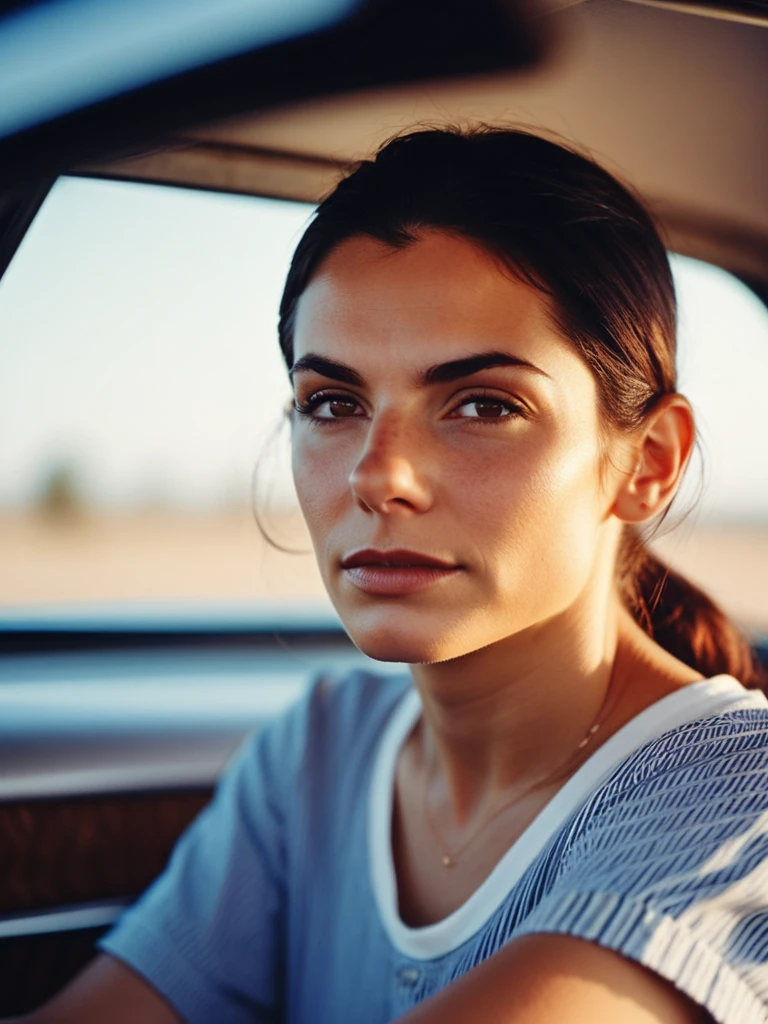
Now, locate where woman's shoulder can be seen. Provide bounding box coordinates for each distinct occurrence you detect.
[247,663,410,741]
[304,665,413,725]
[600,687,768,805]
[556,684,768,888]
[514,689,768,1022]
[238,666,412,785]
[294,665,412,754]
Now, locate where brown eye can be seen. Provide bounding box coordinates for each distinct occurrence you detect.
[327,398,359,418]
[293,392,365,422]
[473,401,509,418]
[454,397,520,419]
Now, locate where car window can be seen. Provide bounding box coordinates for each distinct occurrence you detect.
[655,255,768,633]
[0,177,326,613]
[0,178,766,629]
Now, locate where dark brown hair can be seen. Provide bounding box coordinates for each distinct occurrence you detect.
[278,126,763,687]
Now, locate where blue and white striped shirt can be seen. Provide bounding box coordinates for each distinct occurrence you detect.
[102,671,768,1024]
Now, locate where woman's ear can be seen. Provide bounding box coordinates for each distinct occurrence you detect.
[612,394,696,524]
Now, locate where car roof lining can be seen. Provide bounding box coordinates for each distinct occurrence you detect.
[1,0,766,290]
[72,0,768,287]
[78,135,768,286]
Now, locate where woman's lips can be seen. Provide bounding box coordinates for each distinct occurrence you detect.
[342,565,461,595]
[340,549,462,596]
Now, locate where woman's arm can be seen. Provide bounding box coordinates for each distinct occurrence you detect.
[396,934,711,1024]
[7,954,182,1024]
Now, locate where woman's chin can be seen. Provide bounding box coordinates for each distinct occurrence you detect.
[336,607,479,665]
[349,632,450,665]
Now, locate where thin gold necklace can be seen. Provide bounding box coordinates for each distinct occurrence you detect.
[422,670,625,868]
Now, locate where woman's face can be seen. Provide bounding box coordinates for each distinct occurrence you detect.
[290,231,625,664]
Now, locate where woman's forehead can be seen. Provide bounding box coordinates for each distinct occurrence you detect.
[296,231,530,318]
[291,231,584,382]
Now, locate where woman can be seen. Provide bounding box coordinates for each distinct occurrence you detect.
[19,128,768,1024]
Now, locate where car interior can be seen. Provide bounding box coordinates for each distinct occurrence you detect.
[1,0,767,1015]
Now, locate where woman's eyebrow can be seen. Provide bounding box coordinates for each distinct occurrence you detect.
[289,350,550,386]
[290,354,364,385]
[422,351,551,384]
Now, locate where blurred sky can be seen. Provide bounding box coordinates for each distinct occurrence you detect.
[1,175,767,520]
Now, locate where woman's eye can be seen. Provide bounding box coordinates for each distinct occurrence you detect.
[320,398,361,418]
[295,394,363,421]
[452,397,523,420]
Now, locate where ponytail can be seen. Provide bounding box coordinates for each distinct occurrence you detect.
[618,530,766,690]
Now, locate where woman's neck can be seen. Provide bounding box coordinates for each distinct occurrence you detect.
[409,596,699,828]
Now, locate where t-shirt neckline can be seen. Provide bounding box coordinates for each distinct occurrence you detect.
[368,674,764,960]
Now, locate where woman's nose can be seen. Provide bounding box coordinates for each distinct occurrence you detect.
[349,417,432,515]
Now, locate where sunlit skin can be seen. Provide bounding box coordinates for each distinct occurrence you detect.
[292,232,619,664]
[291,230,698,838]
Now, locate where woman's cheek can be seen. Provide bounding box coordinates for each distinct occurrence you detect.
[476,437,602,567]
[516,444,606,584]
[292,434,352,534]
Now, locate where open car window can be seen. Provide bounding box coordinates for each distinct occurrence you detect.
[0,176,327,614]
[0,176,767,631]
[656,254,768,634]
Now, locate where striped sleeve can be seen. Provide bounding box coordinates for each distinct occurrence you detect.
[514,709,768,1024]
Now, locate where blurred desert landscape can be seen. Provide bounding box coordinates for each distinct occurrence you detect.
[1,508,766,633]
[0,508,327,609]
